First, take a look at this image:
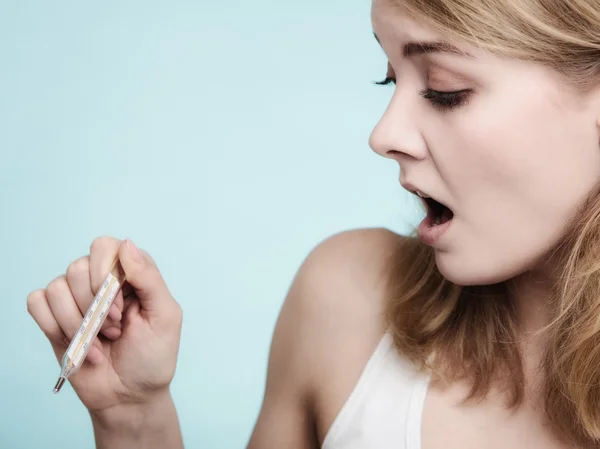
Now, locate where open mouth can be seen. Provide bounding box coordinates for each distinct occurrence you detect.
[423,196,454,227]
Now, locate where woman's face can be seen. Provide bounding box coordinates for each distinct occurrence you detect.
[370,0,600,286]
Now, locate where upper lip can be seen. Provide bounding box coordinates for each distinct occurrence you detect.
[401,182,451,210]
[401,182,430,198]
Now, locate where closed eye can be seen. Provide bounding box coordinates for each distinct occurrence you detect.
[374,76,471,111]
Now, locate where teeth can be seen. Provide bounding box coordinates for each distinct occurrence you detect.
[416,190,430,199]
[433,216,441,226]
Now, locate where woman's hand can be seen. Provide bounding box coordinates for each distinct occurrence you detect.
[27,237,183,416]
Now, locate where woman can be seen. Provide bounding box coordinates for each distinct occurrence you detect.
[26,0,600,447]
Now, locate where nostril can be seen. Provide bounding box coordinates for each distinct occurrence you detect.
[385,149,413,164]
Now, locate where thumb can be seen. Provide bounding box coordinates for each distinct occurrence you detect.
[118,239,173,315]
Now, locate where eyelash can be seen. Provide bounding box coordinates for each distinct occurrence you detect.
[375,77,471,110]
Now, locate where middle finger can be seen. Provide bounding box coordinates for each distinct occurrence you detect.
[45,275,103,355]
[66,256,122,339]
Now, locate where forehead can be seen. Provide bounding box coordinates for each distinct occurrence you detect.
[371,0,431,38]
[370,0,483,57]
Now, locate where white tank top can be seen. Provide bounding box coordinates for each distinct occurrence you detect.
[322,331,431,449]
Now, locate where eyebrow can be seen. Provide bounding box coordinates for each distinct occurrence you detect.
[373,32,474,58]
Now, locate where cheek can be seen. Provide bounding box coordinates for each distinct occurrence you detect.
[433,87,600,285]
[446,82,600,211]
[454,88,567,183]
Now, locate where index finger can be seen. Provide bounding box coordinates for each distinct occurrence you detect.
[89,236,124,319]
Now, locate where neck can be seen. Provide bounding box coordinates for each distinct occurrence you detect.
[509,271,554,336]
[504,271,558,398]
[508,247,566,337]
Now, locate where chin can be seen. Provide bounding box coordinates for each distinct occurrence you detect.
[434,250,524,287]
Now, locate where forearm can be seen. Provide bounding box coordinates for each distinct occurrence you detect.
[91,390,184,449]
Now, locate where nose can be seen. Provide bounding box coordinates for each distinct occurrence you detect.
[368,94,427,162]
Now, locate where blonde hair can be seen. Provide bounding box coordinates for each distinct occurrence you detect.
[384,0,600,446]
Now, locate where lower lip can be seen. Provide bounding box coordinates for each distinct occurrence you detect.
[417,213,453,246]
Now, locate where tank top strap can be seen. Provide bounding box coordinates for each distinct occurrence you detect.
[322,330,431,449]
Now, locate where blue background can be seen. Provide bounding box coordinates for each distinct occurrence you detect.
[0,1,421,447]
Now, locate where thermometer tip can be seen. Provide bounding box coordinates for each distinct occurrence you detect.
[53,376,66,394]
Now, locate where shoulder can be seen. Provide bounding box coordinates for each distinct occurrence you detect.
[249,227,409,447]
[284,227,404,337]
[296,226,403,300]
[269,226,406,382]
[294,225,404,362]
[282,227,409,434]
[249,228,405,447]
[291,224,404,332]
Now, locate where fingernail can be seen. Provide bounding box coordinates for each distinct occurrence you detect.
[127,239,142,263]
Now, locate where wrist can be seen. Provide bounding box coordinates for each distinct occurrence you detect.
[90,388,184,449]
[90,388,174,433]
